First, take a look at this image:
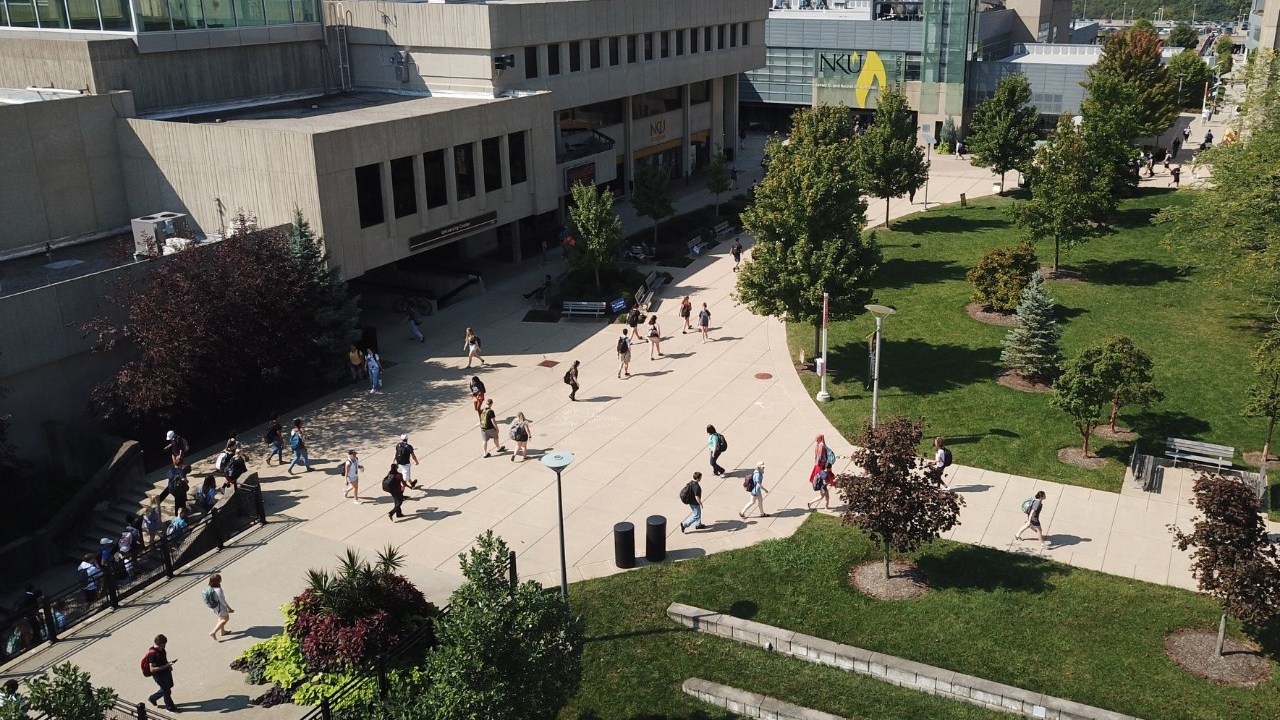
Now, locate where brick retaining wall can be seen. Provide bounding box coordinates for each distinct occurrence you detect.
[682,678,845,720]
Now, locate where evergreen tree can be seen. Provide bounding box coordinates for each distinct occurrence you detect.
[705,147,732,216]
[853,88,928,229]
[965,73,1040,193]
[937,116,958,154]
[566,181,623,290]
[630,163,674,246]
[287,208,361,376]
[1000,273,1063,383]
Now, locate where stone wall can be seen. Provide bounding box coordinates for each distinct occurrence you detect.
[682,678,845,720]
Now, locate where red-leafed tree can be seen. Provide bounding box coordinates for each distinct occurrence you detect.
[838,416,965,579]
[1171,472,1280,656]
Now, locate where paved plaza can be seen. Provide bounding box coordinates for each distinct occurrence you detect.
[4,116,1273,717]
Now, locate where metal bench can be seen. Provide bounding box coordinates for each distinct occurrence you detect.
[1165,437,1234,470]
[561,300,608,320]
[712,221,737,238]
[1128,446,1160,491]
[633,271,664,312]
[686,235,708,257]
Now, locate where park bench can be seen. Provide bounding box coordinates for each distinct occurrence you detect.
[561,300,608,320]
[687,235,708,257]
[1240,469,1269,512]
[1165,437,1234,470]
[712,221,736,238]
[1128,446,1160,491]
[633,271,665,312]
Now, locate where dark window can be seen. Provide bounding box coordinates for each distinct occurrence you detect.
[676,29,684,56]
[354,163,384,229]
[717,25,724,50]
[547,43,561,75]
[691,27,699,53]
[524,46,539,79]
[660,31,670,58]
[482,137,503,192]
[609,36,620,65]
[454,144,476,200]
[627,35,637,63]
[508,131,527,185]
[644,33,654,61]
[689,80,711,104]
[730,24,737,47]
[704,27,712,51]
[423,150,447,208]
[742,22,750,45]
[569,41,582,72]
[590,38,601,68]
[390,156,416,218]
[632,87,682,119]
[558,99,626,130]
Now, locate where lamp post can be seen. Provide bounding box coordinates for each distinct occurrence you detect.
[817,292,832,402]
[864,304,896,428]
[540,450,575,601]
[923,138,932,210]
[1177,73,1185,108]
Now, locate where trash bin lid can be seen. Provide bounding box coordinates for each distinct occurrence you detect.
[646,515,666,527]
[613,521,634,532]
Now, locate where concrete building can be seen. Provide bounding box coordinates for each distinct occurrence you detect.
[1246,0,1280,52]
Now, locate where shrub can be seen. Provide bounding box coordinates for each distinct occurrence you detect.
[967,243,1038,312]
[23,663,116,720]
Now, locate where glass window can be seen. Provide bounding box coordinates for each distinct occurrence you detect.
[482,137,503,192]
[37,0,70,27]
[689,80,711,104]
[589,38,601,69]
[717,25,725,50]
[390,156,416,218]
[627,35,637,63]
[204,0,234,27]
[644,33,654,61]
[265,0,292,24]
[676,29,684,56]
[547,43,561,75]
[558,99,625,130]
[524,46,539,79]
[170,0,205,30]
[730,24,737,47]
[632,87,682,119]
[742,22,750,45]
[704,27,712,51]
[6,0,37,26]
[508,131,528,186]
[67,0,101,28]
[569,41,581,72]
[691,27,699,53]
[236,0,265,26]
[135,0,169,31]
[423,150,448,209]
[454,144,476,200]
[354,164,384,229]
[608,36,620,66]
[660,31,670,58]
[290,0,314,22]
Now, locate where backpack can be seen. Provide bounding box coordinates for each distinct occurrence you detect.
[509,424,528,442]
[118,530,133,554]
[563,370,573,385]
[177,436,189,454]
[202,587,219,610]
[678,482,696,505]
[628,309,639,325]
[394,442,412,464]
[823,446,836,466]
[743,474,755,492]
[940,448,953,468]
[1021,498,1034,513]
[263,426,274,443]
[289,431,302,450]
[215,450,232,472]
[141,649,156,677]
[617,336,629,354]
[382,472,398,493]
[716,433,728,453]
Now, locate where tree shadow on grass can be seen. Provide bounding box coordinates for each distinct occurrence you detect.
[1073,259,1185,287]
[1109,205,1164,230]
[873,258,969,290]
[830,338,1000,394]
[888,214,1012,236]
[1053,303,1088,321]
[918,543,1069,594]
[1127,410,1212,447]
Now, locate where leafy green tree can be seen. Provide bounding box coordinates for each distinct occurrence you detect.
[1173,472,1280,656]
[840,416,964,580]
[967,243,1039,313]
[852,88,928,229]
[1243,331,1280,467]
[1079,78,1141,202]
[1166,50,1215,109]
[566,181,623,291]
[965,73,1039,193]
[937,116,958,154]
[630,163,674,246]
[1215,35,1236,77]
[1169,22,1200,50]
[738,105,880,358]
[705,147,732,216]
[1000,273,1063,384]
[1052,349,1110,456]
[23,663,117,720]
[423,531,585,720]
[1083,26,1179,138]
[1014,116,1110,274]
[1093,335,1163,432]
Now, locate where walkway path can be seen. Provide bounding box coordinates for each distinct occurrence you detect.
[5,128,1272,719]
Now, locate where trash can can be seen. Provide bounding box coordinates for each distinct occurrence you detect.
[645,515,666,562]
[613,522,635,569]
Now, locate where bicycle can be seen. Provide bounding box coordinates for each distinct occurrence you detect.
[393,296,433,316]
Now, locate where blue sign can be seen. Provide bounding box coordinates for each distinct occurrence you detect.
[609,297,628,314]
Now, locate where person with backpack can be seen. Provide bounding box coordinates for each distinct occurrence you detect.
[342,450,366,504]
[463,327,485,368]
[479,399,505,458]
[204,573,234,641]
[809,434,836,487]
[365,348,383,394]
[932,436,953,484]
[405,305,425,343]
[469,376,486,414]
[698,303,712,343]
[164,430,188,466]
[196,475,220,511]
[1015,490,1049,549]
[616,329,632,379]
[626,305,646,343]
[123,512,146,555]
[166,508,189,545]
[143,634,180,711]
[348,343,366,384]
[76,554,102,604]
[264,413,284,466]
[394,435,420,489]
[706,424,727,477]
[143,499,163,545]
[730,237,743,272]
[739,461,770,519]
[805,461,832,511]
[564,360,580,401]
[383,464,407,522]
[647,315,663,359]
[678,472,707,533]
[223,448,248,490]
[213,442,236,489]
[679,296,693,333]
[509,412,532,462]
[288,418,311,473]
[164,463,191,517]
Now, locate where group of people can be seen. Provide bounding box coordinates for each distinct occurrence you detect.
[347,343,385,394]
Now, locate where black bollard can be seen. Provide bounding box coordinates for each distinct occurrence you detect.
[645,515,666,562]
[613,522,635,569]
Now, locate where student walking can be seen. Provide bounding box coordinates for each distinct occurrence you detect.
[205,573,234,641]
[288,418,312,472]
[698,303,712,343]
[164,430,188,466]
[1015,490,1050,548]
[932,437,953,483]
[144,634,180,711]
[365,349,383,393]
[679,296,693,333]
[510,412,532,462]
[469,376,486,414]
[405,306,424,342]
[264,413,284,465]
[730,238,743,271]
[706,424,727,477]
[678,472,707,533]
[348,343,366,384]
[76,554,102,603]
[463,327,485,367]
[564,360,580,401]
[394,434,420,489]
[222,448,247,491]
[383,464,407,522]
[143,499,163,545]
[647,315,663,359]
[341,450,366,503]
[739,462,770,519]
[809,434,836,487]
[1170,166,1181,187]
[616,329,632,378]
[479,399,505,458]
[626,305,646,342]
[805,461,832,510]
[165,464,190,517]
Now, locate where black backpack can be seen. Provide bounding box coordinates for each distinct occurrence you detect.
[617,336,629,354]
[563,370,573,385]
[382,472,398,492]
[716,433,728,453]
[941,448,953,468]
[395,442,412,464]
[678,482,696,505]
[628,309,640,325]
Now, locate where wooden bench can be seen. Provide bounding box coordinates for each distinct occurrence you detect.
[561,300,608,320]
[1165,437,1234,470]
[1240,469,1269,512]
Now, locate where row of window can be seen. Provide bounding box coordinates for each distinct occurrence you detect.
[353,132,527,230]
[524,23,752,80]
[0,0,319,31]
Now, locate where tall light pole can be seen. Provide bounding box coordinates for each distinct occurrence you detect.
[816,291,832,402]
[922,139,932,210]
[864,304,896,428]
[1191,2,1197,24]
[540,450,575,601]
[1177,73,1185,108]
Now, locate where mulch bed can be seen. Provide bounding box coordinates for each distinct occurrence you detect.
[848,560,928,600]
[1243,451,1279,468]
[1039,266,1087,282]
[1164,629,1272,686]
[1058,447,1106,470]
[995,370,1052,393]
[965,303,1019,327]
[1093,426,1138,442]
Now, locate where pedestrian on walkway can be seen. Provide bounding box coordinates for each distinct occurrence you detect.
[954,139,964,158]
[647,315,663,359]
[809,434,836,486]
[167,464,190,517]
[205,573,234,641]
[264,413,284,465]
[680,296,693,333]
[565,360,580,401]
[739,461,769,519]
[1170,165,1181,187]
[365,348,383,394]
[730,165,738,189]
[469,376,486,414]
[383,464,407,522]
[288,418,311,473]
[1,679,27,716]
[616,329,632,378]
[394,434,420,489]
[706,424,727,477]
[479,399,505,458]
[195,476,220,511]
[932,436,952,483]
[144,634,179,711]
[463,327,485,367]
[347,343,365,384]
[730,237,743,272]
[143,499,163,545]
[510,412,532,462]
[1182,126,1191,143]
[1015,490,1049,548]
[164,430,188,466]
[341,450,366,503]
[678,472,707,533]
[626,305,645,342]
[222,448,247,491]
[76,554,102,603]
[805,461,831,510]
[698,303,711,343]
[405,306,425,343]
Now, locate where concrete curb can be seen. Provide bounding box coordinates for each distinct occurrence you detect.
[682,678,845,720]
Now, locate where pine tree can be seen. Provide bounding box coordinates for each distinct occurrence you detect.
[1000,273,1062,383]
[287,208,361,372]
[938,116,957,154]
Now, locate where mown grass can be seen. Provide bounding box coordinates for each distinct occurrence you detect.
[563,515,1280,720]
[786,188,1273,492]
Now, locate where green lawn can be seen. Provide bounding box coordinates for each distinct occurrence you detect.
[787,188,1273,492]
[563,515,1280,720]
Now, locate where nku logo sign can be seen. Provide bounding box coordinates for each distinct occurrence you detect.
[814,50,893,108]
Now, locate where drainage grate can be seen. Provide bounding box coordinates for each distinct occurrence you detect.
[754,373,772,380]
[538,360,560,368]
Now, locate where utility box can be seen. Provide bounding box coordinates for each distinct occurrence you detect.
[131,212,188,257]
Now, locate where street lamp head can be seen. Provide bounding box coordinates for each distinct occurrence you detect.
[864,304,898,317]
[541,451,576,472]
